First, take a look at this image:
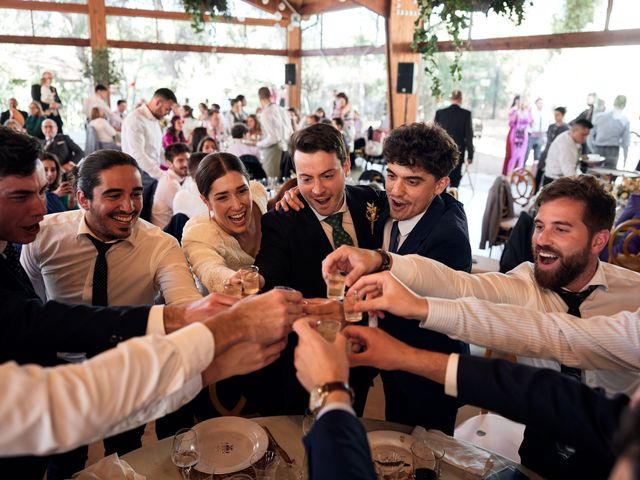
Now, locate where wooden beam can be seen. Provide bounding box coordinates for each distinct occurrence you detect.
[105,6,278,27]
[88,0,107,50]
[286,25,301,109]
[0,34,89,46]
[299,45,385,56]
[351,0,388,18]
[239,0,280,15]
[0,0,86,13]
[300,0,359,16]
[107,39,287,55]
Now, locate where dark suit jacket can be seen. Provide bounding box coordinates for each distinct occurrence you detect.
[44,134,84,165]
[434,104,474,160]
[0,248,150,367]
[379,193,471,434]
[304,409,376,480]
[457,355,627,479]
[250,185,387,414]
[0,109,28,125]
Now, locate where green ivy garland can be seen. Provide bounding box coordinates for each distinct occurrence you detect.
[182,0,231,33]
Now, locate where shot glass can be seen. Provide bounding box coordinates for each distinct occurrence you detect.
[343,289,362,323]
[326,272,346,300]
[223,280,243,298]
[240,265,260,295]
[315,319,341,342]
[411,439,444,479]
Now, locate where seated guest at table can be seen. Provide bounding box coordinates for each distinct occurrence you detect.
[41,118,84,167]
[182,153,268,293]
[226,123,260,159]
[41,152,71,214]
[152,143,190,228]
[25,101,46,139]
[162,114,186,149]
[246,113,262,142]
[588,95,630,170]
[88,107,116,143]
[0,126,301,478]
[342,324,633,480]
[1,291,300,459]
[543,119,592,185]
[172,152,208,220]
[21,150,203,477]
[293,320,376,480]
[205,108,225,141]
[197,135,219,154]
[0,97,27,127]
[190,126,207,153]
[83,84,122,130]
[323,174,640,478]
[535,106,569,192]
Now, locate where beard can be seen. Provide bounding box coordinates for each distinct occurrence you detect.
[533,244,591,291]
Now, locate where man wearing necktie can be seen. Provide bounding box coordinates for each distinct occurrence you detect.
[253,123,387,415]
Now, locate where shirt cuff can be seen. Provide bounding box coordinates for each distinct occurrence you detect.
[444,353,460,398]
[420,298,459,333]
[168,323,215,381]
[315,401,356,421]
[145,305,166,336]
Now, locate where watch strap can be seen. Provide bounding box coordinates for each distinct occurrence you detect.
[375,249,392,272]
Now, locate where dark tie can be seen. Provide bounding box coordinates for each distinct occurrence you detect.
[324,212,354,249]
[87,236,116,306]
[389,221,400,253]
[2,242,29,284]
[554,285,598,381]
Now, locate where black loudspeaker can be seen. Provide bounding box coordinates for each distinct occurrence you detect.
[396,62,414,94]
[285,63,296,85]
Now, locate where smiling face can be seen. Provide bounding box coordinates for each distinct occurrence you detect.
[168,152,189,179]
[386,163,448,221]
[42,159,58,187]
[0,166,47,244]
[201,139,217,153]
[78,165,143,242]
[532,197,607,291]
[294,150,349,217]
[203,171,253,236]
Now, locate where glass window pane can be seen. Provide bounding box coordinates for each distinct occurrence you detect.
[608,0,640,30]
[301,8,385,50]
[0,9,88,38]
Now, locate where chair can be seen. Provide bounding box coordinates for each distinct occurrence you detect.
[509,168,536,207]
[607,218,640,272]
[279,150,295,180]
[139,170,158,223]
[454,413,525,464]
[163,213,190,244]
[84,126,121,156]
[479,176,516,252]
[240,154,267,180]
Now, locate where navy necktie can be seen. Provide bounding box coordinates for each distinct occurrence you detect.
[87,236,116,306]
[2,242,29,284]
[389,221,400,253]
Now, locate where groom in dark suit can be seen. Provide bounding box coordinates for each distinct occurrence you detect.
[434,90,474,188]
[254,123,387,415]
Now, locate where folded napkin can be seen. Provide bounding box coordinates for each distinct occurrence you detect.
[73,453,146,480]
[411,427,494,477]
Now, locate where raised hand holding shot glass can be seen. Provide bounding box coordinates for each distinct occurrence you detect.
[343,289,362,323]
[240,265,260,295]
[326,271,346,300]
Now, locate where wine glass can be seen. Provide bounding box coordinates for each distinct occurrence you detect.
[171,428,200,480]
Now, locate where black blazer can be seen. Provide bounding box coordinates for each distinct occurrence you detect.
[457,355,627,479]
[44,134,84,165]
[0,249,150,367]
[379,193,471,433]
[434,104,474,160]
[304,409,376,480]
[0,110,28,125]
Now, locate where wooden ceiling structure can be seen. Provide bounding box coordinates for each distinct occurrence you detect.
[1,0,639,127]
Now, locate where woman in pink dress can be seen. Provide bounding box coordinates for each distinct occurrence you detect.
[502,96,533,175]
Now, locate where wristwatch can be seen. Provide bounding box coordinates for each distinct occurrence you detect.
[375,249,392,272]
[309,381,355,414]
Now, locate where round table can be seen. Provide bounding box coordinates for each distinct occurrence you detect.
[121,415,539,479]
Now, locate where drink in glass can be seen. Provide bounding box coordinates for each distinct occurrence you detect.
[171,428,200,479]
[240,265,260,295]
[343,289,362,323]
[326,272,346,300]
[223,280,242,298]
[316,319,341,342]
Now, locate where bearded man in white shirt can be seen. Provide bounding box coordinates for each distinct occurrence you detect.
[256,86,293,178]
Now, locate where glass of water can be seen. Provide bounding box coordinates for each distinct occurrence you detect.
[171,428,200,479]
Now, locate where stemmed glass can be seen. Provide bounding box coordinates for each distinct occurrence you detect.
[171,428,200,479]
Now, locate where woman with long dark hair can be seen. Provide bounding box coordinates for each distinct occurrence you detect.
[162,115,186,149]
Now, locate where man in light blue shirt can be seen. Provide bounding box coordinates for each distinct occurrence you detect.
[588,95,630,169]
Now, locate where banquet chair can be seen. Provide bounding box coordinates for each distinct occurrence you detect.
[509,169,536,207]
[479,176,516,254]
[454,413,525,464]
[607,218,640,272]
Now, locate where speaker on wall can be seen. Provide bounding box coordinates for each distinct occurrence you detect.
[396,62,415,94]
[285,63,296,85]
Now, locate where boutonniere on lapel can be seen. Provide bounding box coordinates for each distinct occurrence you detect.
[365,202,379,235]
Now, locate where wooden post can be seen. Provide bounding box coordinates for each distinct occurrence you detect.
[385,0,420,129]
[286,25,302,110]
[88,0,108,87]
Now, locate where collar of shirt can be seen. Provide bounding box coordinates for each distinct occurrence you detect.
[166,168,186,186]
[76,211,138,246]
[383,209,428,250]
[139,103,156,121]
[308,195,348,222]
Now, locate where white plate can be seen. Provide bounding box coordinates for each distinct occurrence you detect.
[193,417,269,474]
[367,430,414,469]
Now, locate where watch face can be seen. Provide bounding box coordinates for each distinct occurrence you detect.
[309,386,324,413]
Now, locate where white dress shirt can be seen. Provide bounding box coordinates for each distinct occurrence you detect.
[529,107,547,136]
[83,94,121,128]
[544,130,581,179]
[152,169,187,228]
[172,177,208,219]
[0,322,213,457]
[88,117,116,143]
[226,139,261,159]
[21,209,201,306]
[425,297,640,372]
[382,210,427,251]
[182,182,268,293]
[390,254,640,396]
[121,104,165,180]
[257,103,293,150]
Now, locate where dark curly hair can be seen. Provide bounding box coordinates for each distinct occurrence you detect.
[0,126,42,177]
[536,175,615,235]
[382,122,459,179]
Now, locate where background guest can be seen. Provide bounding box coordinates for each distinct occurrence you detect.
[25,101,46,139]
[88,107,116,143]
[163,115,186,149]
